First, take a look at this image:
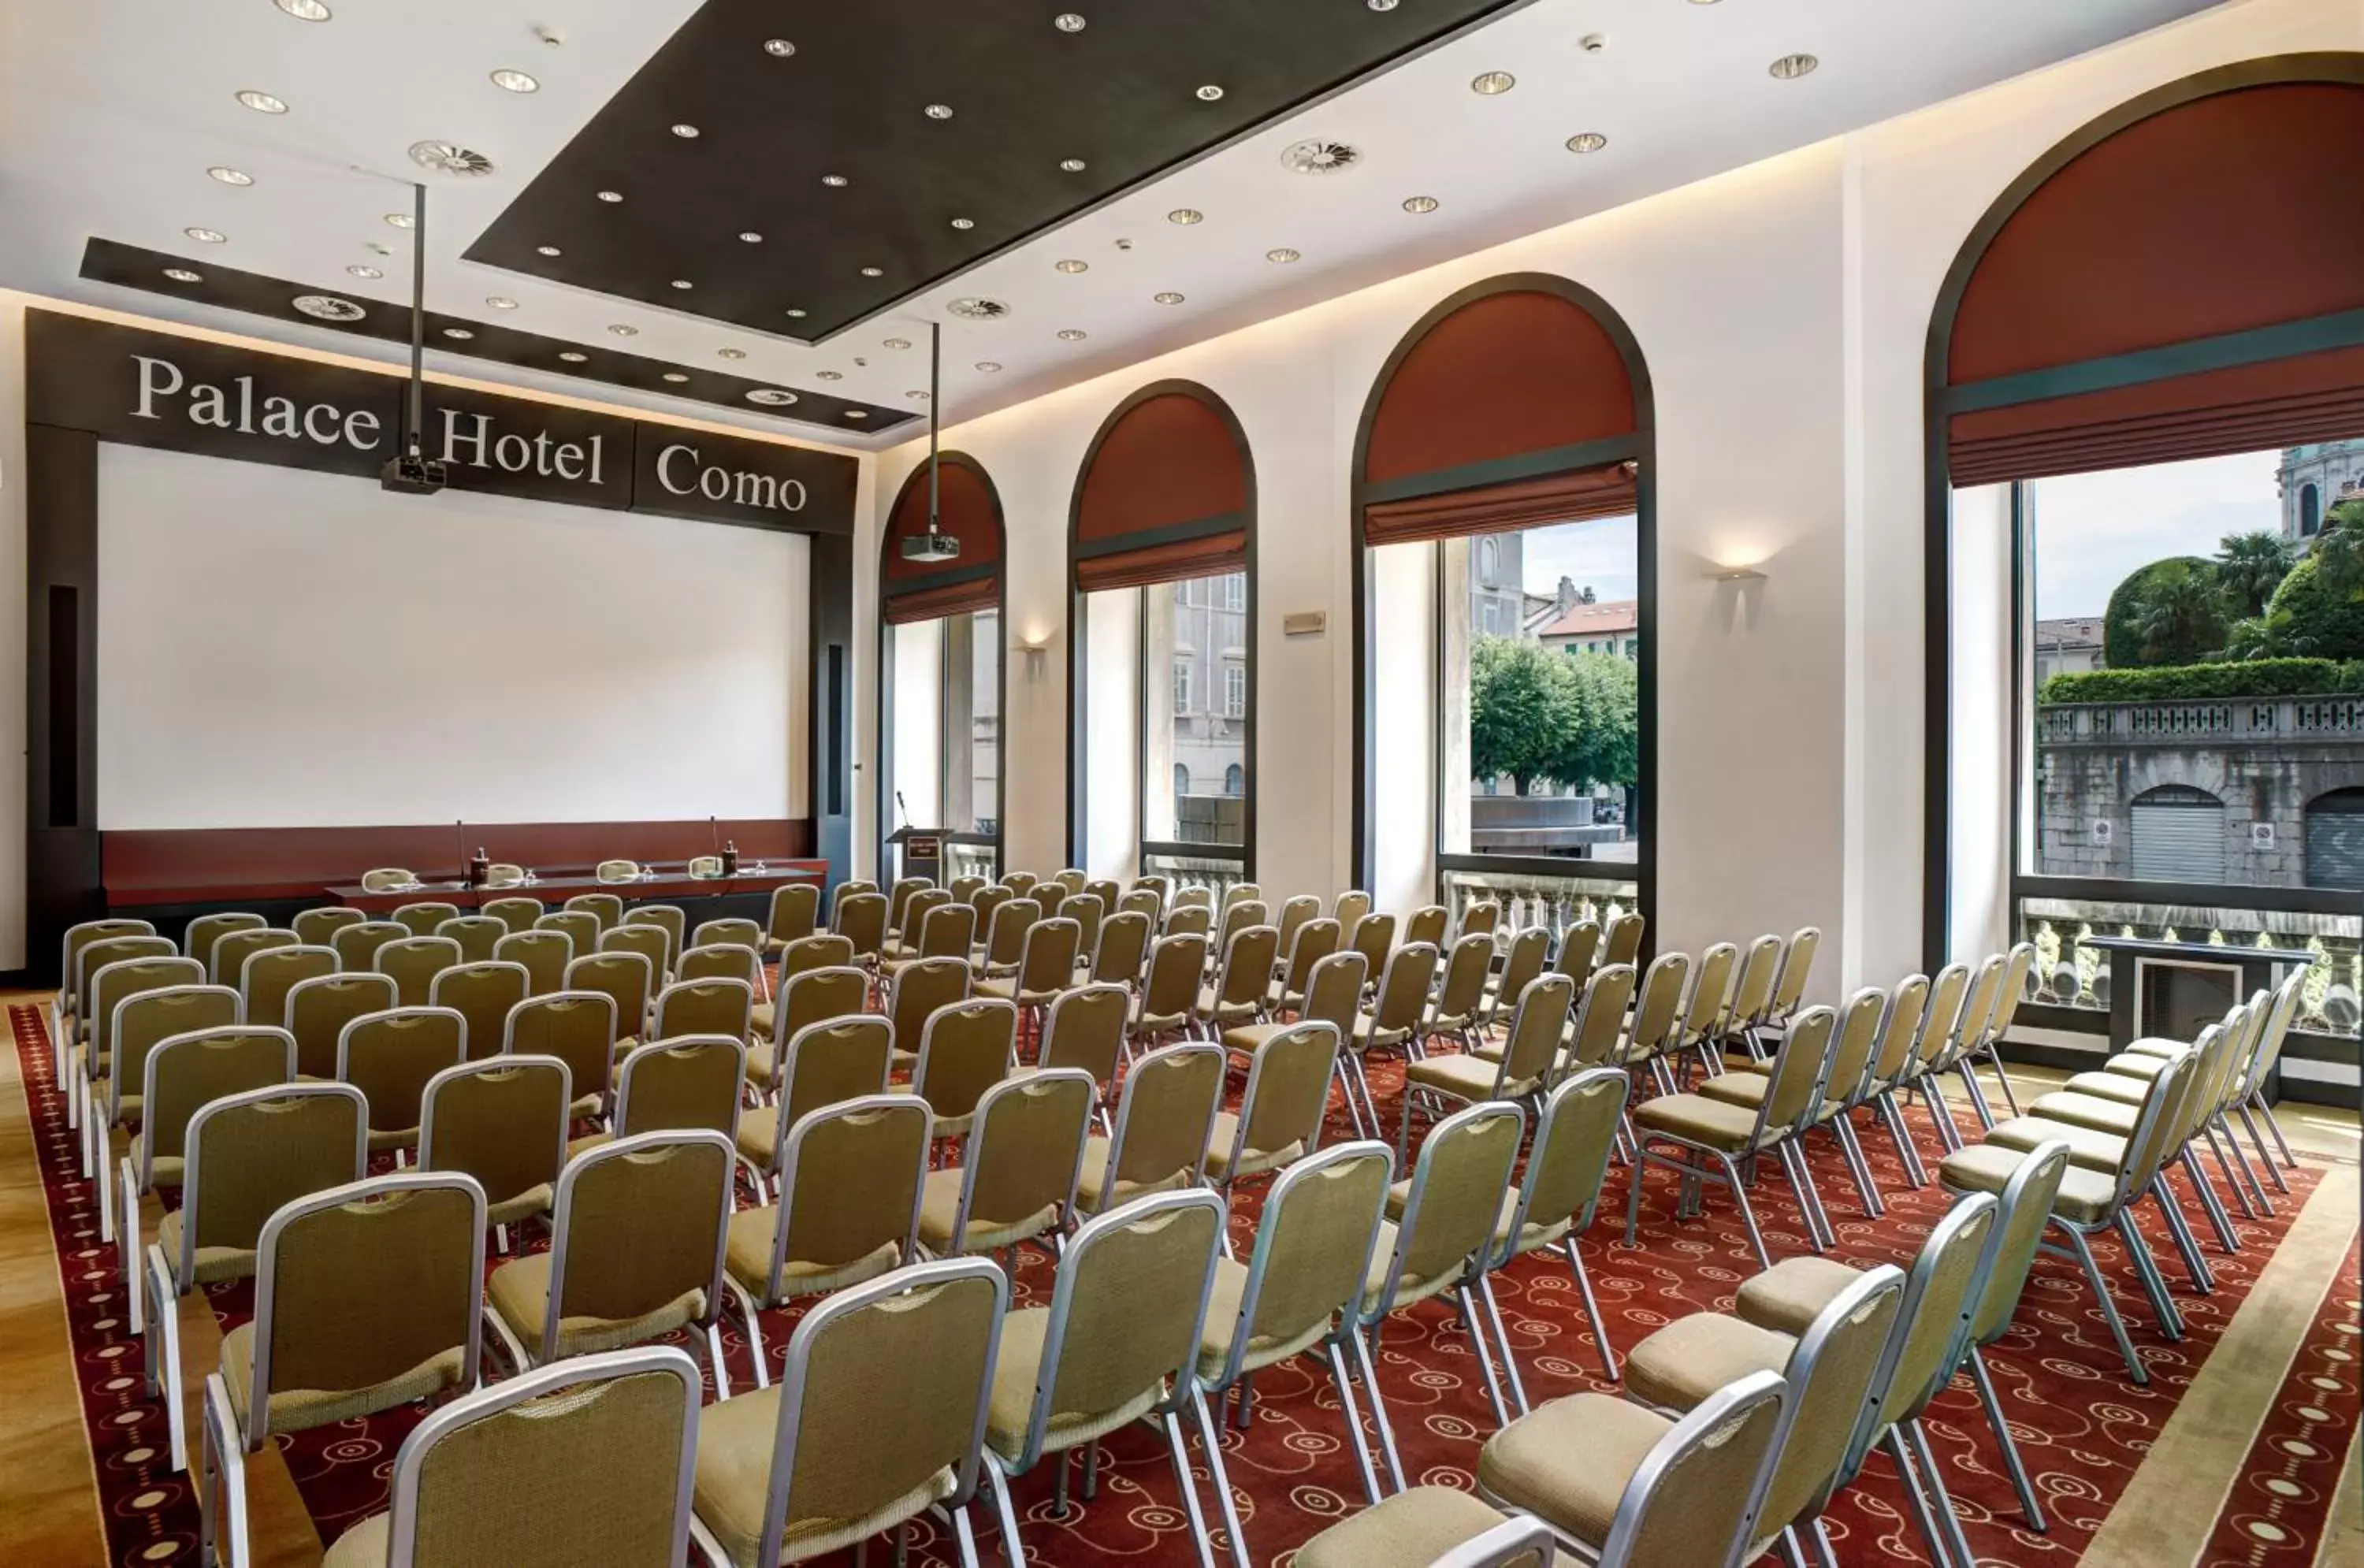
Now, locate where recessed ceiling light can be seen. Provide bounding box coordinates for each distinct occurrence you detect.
[815,370,842,380]
[292,294,364,321]
[671,279,693,290]
[739,231,763,243]
[1154,292,1185,305]
[1402,195,1439,214]
[663,372,690,383]
[485,296,518,310]
[671,123,701,139]
[385,212,414,229]
[1054,13,1086,32]
[1367,0,1398,9]
[1280,139,1359,175]
[1687,0,1722,4]
[763,38,796,58]
[976,361,1002,373]
[1057,329,1087,342]
[364,241,392,255]
[346,264,382,279]
[537,244,562,256]
[717,347,746,360]
[924,103,953,121]
[596,190,623,203]
[907,390,931,402]
[785,308,808,319]
[860,266,884,277]
[442,327,474,340]
[409,141,495,176]
[184,226,227,243]
[207,166,253,187]
[1195,84,1225,102]
[491,69,539,93]
[846,410,868,419]
[1566,132,1608,154]
[1266,247,1300,263]
[163,267,203,283]
[950,217,975,230]
[1168,208,1202,225]
[1768,53,1819,80]
[236,89,288,114]
[822,174,849,188]
[559,351,588,362]
[946,297,1009,321]
[883,337,912,350]
[608,323,638,336]
[275,0,332,18]
[1060,158,1087,173]
[746,388,798,406]
[1471,71,1516,95]
[1054,258,1088,274]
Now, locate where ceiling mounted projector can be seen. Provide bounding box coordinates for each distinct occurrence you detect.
[901,530,961,563]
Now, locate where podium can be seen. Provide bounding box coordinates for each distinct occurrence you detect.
[887,826,946,886]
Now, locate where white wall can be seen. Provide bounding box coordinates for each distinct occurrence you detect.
[888,619,944,831]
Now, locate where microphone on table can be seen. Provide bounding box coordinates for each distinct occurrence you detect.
[454,819,467,887]
[896,791,910,828]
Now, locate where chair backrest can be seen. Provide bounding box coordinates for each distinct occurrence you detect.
[1596,1369,1790,1568]
[768,1095,931,1291]
[1092,1042,1225,1209]
[543,1131,733,1350]
[1054,869,1088,896]
[1091,910,1153,987]
[1215,900,1268,957]
[1682,942,1739,1045]
[1952,955,2007,1060]
[914,1000,1018,1124]
[1005,1188,1226,1470]
[496,930,574,996]
[980,898,1042,968]
[340,1007,468,1137]
[891,888,950,946]
[775,1017,895,1133]
[1748,1265,1907,1550]
[1967,1140,2072,1347]
[771,964,866,1052]
[502,991,619,1109]
[1139,933,1209,1022]
[286,972,399,1079]
[434,916,507,967]
[1061,893,1103,959]
[1084,878,1122,911]
[614,1036,746,1139]
[1756,1005,1839,1139]
[1349,912,1396,973]
[972,883,1015,930]
[1567,963,1640,1071]
[1232,1022,1340,1167]
[766,881,822,946]
[537,909,604,960]
[1116,887,1162,924]
[61,919,158,1009]
[2238,969,2310,1098]
[1370,942,1440,1035]
[1986,942,2038,1044]
[480,896,545,935]
[1035,884,1074,924]
[779,933,857,983]
[96,959,207,1070]
[184,912,267,971]
[1039,983,1129,1086]
[594,861,641,886]
[652,977,753,1042]
[359,868,415,894]
[1768,925,1820,1016]
[1172,884,1212,913]
[949,1070,1095,1247]
[108,985,239,1120]
[242,1172,487,1447]
[392,902,463,939]
[1299,949,1370,1038]
[833,891,890,960]
[210,927,299,988]
[1211,924,1282,1011]
[2120,1046,2206,1199]
[73,935,177,1022]
[1332,890,1373,930]
[1495,974,1576,1090]
[1820,987,1890,1107]
[600,923,673,983]
[1274,895,1320,962]
[1373,1102,1525,1309]
[1869,974,1932,1087]
[881,958,966,1055]
[1504,1068,1630,1260]
[1213,1141,1394,1386]
[901,901,972,962]
[177,1083,366,1277]
[675,945,757,987]
[1603,911,1647,968]
[1002,871,1040,901]
[1459,901,1503,941]
[421,1056,571,1213]
[1864,1193,1998,1446]
[1553,920,1603,985]
[1492,927,1551,1014]
[1017,916,1084,994]
[136,1027,296,1186]
[1620,951,1692,1063]
[377,936,464,1009]
[632,907,686,971]
[1724,934,1786,1033]
[1403,905,1448,949]
[691,916,765,955]
[763,1260,1007,1562]
[373,1347,702,1568]
[886,878,931,938]
[290,907,369,948]
[435,955,532,1068]
[1431,933,1496,1024]
[1916,962,1972,1071]
[333,920,408,975]
[241,946,340,1030]
[1277,916,1342,998]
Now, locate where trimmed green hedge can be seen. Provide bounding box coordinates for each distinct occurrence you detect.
[2039,658,2364,704]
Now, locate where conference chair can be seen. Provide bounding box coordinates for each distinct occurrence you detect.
[1002,871,1040,901]
[144,1082,366,1471]
[1855,972,1935,1187]
[832,890,890,969]
[567,891,626,930]
[916,1068,1095,1260]
[752,966,869,1098]
[1550,962,1641,1084]
[1128,932,1209,1056]
[1296,1499,1561,1568]
[1061,894,1105,977]
[1132,874,1173,911]
[690,1258,1007,1568]
[291,906,367,947]
[1672,941,1739,1084]
[184,912,267,975]
[678,943,760,990]
[1955,940,2037,1125]
[1716,934,1786,1062]
[1424,932,1499,1056]
[1403,904,1449,951]
[755,933,857,1041]
[761,881,820,954]
[724,1094,932,1383]
[488,862,529,888]
[1550,919,1601,989]
[976,915,1083,1027]
[90,984,239,1242]
[197,1171,487,1566]
[974,897,1042,979]
[480,894,545,934]
[331,920,407,975]
[900,998,1019,1143]
[883,889,954,964]
[980,1190,1229,1568]
[429,960,530,1063]
[1076,1041,1225,1217]
[238,944,336,1031]
[1480,926,1551,1031]
[358,868,417,893]
[485,1129,736,1394]
[1083,878,1122,912]
[601,923,675,989]
[208,927,297,989]
[1172,883,1213,918]
[1164,903,1214,939]
[1349,941,1440,1092]
[419,1055,573,1244]
[1206,1020,1339,1211]
[1330,889,1373,933]
[1601,909,1646,968]
[1699,986,1889,1237]
[310,1347,703,1568]
[1087,909,1152,991]
[652,976,754,1048]
[390,901,462,939]
[80,955,206,1165]
[881,902,976,982]
[1194,923,1280,1039]
[338,1006,467,1157]
[884,877,931,945]
[1403,974,1573,1163]
[1459,900,1504,942]
[692,916,767,955]
[284,972,397,1080]
[376,935,463,1009]
[593,1036,749,1153]
[504,990,620,1120]
[1116,887,1162,925]
[1273,894,1320,970]
[1208,900,1270,977]
[117,1026,296,1335]
[1347,912,1397,979]
[55,918,159,1073]
[1022,983,1130,1117]
[1052,868,1088,896]
[433,914,506,966]
[594,861,642,886]
[1032,886,1069,926]
[1608,950,1693,1094]
[496,928,574,997]
[734,1017,896,1187]
[1627,1004,1838,1268]
[1922,954,2007,1152]
[1269,915,1341,1013]
[634,905,687,972]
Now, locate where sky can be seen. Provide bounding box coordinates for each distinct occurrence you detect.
[2031,449,2282,620]
[1519,514,1638,601]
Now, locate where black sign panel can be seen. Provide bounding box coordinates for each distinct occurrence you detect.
[24,310,857,534]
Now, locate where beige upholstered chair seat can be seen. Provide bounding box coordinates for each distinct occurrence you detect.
[721,1207,903,1303]
[1381,1182,1555,1257]
[1730,1256,1865,1338]
[2121,1035,2186,1059]
[748,1001,775,1039]
[1202,1112,1303,1181]
[694,1383,958,1568]
[1474,1390,1677,1548]
[1219,1021,1289,1057]
[1630,1094,1764,1154]
[984,1305,1165,1462]
[1194,1256,1339,1380]
[127,1136,183,1190]
[974,975,1063,1009]
[916,1168,1061,1255]
[1940,1143,2119,1223]
[2057,1071,2150,1105]
[1132,1001,1189,1035]
[485,1183,555,1228]
[486,1254,705,1360]
[883,1080,976,1141]
[2026,1090,2140,1134]
[1983,1114,2132,1172]
[321,1514,392,1568]
[154,1210,255,1284]
[1193,986,1260,1028]
[1403,1053,1533,1102]
[218,1321,466,1432]
[2100,1052,2173,1080]
[1295,1486,1530,1568]
[1356,1219,1463,1317]
[1073,1138,1193,1210]
[1350,1016,1412,1053]
[1622,1312,1794,1410]
[734,1107,784,1170]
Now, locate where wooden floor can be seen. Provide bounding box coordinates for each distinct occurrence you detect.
[2,989,2355,1567]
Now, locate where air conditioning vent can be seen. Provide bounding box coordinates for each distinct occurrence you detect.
[1281,139,1359,175]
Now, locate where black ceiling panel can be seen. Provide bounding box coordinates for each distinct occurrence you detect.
[466,0,1528,341]
[80,237,916,436]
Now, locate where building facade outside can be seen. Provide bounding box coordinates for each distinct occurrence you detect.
[2034,616,2105,684]
[1170,572,1248,804]
[1530,581,1640,660]
[2279,439,2364,544]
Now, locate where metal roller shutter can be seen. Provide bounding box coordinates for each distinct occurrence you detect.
[2306,808,2364,890]
[2130,795,2225,883]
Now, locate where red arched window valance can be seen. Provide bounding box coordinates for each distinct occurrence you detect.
[882,454,1002,624]
[1942,68,2364,486]
[1360,280,1642,543]
[1072,385,1251,592]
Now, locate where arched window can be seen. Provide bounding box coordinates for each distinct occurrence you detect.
[2300,481,2321,537]
[2128,784,2226,884]
[879,452,1005,882]
[1069,381,1256,888]
[1353,273,1653,920]
[2306,787,2364,890]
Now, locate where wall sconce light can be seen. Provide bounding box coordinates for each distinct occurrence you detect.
[1019,638,1049,682]
[1712,565,1767,582]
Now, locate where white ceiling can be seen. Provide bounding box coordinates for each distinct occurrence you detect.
[0,0,2221,448]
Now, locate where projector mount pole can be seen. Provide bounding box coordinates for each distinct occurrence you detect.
[926,319,942,544]
[404,180,426,461]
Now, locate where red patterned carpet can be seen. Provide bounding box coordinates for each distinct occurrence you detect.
[13,1001,2354,1566]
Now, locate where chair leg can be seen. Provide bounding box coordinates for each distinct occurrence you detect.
[2113,1212,2184,1341]
[1162,1408,1221,1568]
[1956,1059,1997,1131]
[2248,1090,2300,1169]
[2234,1102,2292,1193]
[2202,1125,2261,1221]
[1968,1345,2046,1533]
[1351,1325,1408,1496]
[1875,1091,1930,1188]
[147,1250,190,1472]
[120,1165,143,1337]
[1559,1237,1619,1381]
[1775,1142,1832,1254]
[2150,1183,2215,1295]
[705,1321,732,1401]
[2213,1114,2274,1217]
[2057,1229,2146,1385]
[1811,1519,1842,1568]
[1191,1386,1253,1568]
[1474,1273,1532,1415]
[1831,1113,1885,1218]
[1453,1287,1511,1429]
[1909,1416,1979,1568]
[1325,1339,1385,1507]
[1777,1527,1814,1568]
[1980,1042,2024,1117]
[985,1455,1027,1566]
[1883,1426,1958,1568]
[2178,1147,2243,1254]
[1925,1080,1967,1154]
